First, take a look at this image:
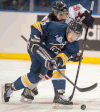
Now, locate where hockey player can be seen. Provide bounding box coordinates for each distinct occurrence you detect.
[20,1,94,104]
[2,19,83,106]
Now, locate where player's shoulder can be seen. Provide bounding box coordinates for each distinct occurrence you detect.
[73,40,79,46]
[53,22,67,26]
[42,15,50,22]
[67,40,79,49]
[69,4,83,11]
[50,22,68,29]
[66,41,79,53]
[69,4,82,8]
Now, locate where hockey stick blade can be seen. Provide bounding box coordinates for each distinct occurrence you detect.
[77,83,97,92]
[20,35,97,92]
[69,83,97,100]
[56,68,97,92]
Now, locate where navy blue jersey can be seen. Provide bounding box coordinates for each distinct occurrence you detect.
[30,21,79,67]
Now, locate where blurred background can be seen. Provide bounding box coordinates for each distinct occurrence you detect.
[0,1,100,111]
[0,0,99,14]
[0,0,100,64]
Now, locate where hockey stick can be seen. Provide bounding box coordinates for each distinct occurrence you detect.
[69,0,95,101]
[20,35,97,92]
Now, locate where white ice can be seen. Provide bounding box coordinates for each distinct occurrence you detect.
[0,59,100,112]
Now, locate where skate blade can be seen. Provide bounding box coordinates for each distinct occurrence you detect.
[52,103,72,109]
[20,96,32,104]
[1,84,5,103]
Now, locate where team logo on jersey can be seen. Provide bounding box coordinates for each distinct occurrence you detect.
[55,35,63,43]
[73,5,80,11]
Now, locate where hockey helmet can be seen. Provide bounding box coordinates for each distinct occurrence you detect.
[52,1,68,13]
[52,1,69,20]
[66,19,83,37]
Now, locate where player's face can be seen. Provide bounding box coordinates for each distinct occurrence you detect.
[67,32,79,43]
[57,12,68,22]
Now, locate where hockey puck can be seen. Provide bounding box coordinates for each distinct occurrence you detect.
[81,104,86,110]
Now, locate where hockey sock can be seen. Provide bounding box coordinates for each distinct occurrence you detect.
[52,79,66,90]
[14,72,40,90]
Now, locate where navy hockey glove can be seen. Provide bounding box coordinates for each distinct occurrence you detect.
[45,57,60,70]
[70,52,83,62]
[80,11,94,28]
[28,35,41,53]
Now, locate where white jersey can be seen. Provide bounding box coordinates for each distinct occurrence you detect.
[42,4,87,23]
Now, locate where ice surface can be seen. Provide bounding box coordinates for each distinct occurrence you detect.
[0,59,100,112]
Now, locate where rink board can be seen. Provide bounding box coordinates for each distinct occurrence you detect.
[0,11,100,64]
[0,52,100,64]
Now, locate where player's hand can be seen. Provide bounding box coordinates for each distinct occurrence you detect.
[80,11,94,28]
[45,57,60,70]
[70,52,83,62]
[27,35,40,53]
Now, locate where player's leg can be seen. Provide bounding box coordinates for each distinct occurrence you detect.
[20,47,55,103]
[1,83,15,102]
[20,70,53,103]
[20,50,40,102]
[1,69,41,102]
[52,66,73,106]
[20,84,38,103]
[1,50,48,103]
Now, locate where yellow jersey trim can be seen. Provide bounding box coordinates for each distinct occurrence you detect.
[50,46,61,51]
[32,23,37,29]
[32,21,43,35]
[57,53,68,67]
[36,21,43,35]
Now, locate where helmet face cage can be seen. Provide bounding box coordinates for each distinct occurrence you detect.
[66,20,83,39]
[52,1,69,20]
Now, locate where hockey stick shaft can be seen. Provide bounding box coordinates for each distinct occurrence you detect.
[20,35,97,92]
[69,0,95,101]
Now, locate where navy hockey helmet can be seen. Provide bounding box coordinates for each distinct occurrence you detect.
[52,1,69,17]
[66,19,83,37]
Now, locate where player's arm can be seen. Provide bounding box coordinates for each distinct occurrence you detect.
[28,21,47,53]
[72,4,87,14]
[72,4,94,28]
[45,41,81,70]
[80,10,94,28]
[56,41,81,66]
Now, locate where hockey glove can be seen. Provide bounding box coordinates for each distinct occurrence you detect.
[28,35,41,53]
[80,11,94,28]
[70,52,83,62]
[45,57,60,70]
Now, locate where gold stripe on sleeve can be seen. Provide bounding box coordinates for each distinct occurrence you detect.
[36,21,43,35]
[57,53,68,67]
[32,23,37,29]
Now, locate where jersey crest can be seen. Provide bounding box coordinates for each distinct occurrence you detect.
[55,35,63,43]
[73,5,80,11]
